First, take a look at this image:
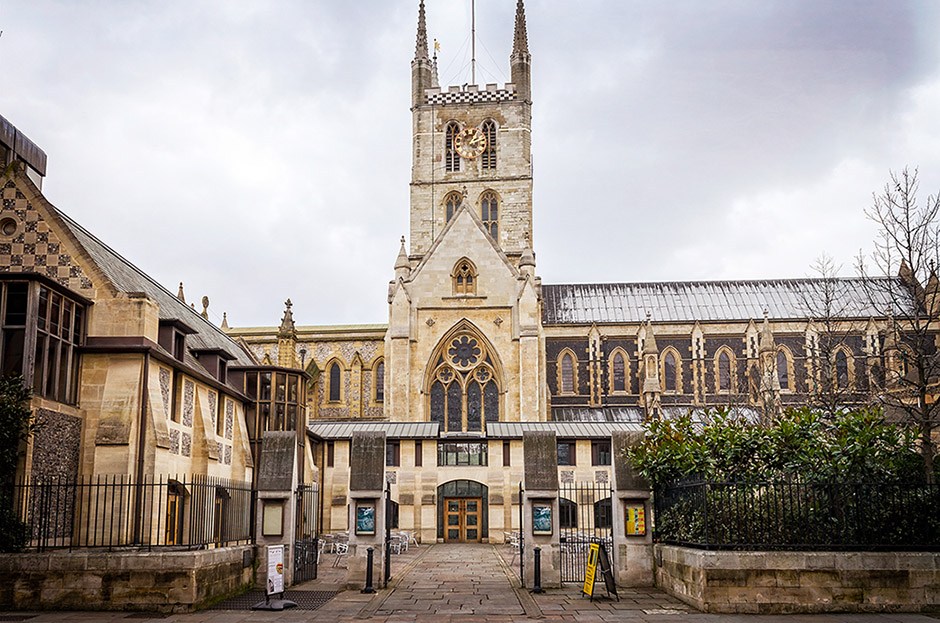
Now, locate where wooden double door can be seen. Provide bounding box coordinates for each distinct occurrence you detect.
[444,497,482,542]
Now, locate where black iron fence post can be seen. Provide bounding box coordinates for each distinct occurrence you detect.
[362,547,375,594]
[532,546,543,593]
[383,483,392,587]
[518,481,525,587]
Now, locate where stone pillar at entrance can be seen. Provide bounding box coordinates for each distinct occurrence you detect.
[255,431,299,588]
[611,430,653,586]
[346,431,388,589]
[522,431,561,588]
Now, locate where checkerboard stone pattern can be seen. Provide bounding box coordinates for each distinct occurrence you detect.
[1,180,94,295]
[426,88,515,106]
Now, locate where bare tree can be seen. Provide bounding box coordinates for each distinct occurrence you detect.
[857,167,940,483]
[799,254,870,416]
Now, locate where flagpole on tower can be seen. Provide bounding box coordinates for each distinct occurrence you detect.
[471,0,476,85]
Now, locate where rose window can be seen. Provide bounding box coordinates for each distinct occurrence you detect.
[449,336,481,368]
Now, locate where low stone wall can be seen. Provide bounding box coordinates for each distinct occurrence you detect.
[0,546,253,612]
[655,545,940,614]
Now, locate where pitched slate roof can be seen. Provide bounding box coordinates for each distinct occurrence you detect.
[308,421,440,440]
[486,421,643,439]
[53,208,255,366]
[541,278,909,325]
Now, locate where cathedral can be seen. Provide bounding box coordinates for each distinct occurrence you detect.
[225,0,921,544]
[1,0,933,553]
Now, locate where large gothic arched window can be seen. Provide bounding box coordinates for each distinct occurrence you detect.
[662,349,680,393]
[481,120,497,170]
[481,191,499,240]
[328,361,342,402]
[429,331,500,432]
[445,122,460,172]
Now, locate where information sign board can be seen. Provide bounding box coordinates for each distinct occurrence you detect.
[266,545,285,595]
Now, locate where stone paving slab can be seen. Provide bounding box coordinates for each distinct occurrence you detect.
[4,542,940,621]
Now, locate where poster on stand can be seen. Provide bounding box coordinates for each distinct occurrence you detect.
[267,545,285,595]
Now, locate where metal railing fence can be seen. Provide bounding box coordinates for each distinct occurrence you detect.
[12,474,254,551]
[654,480,940,551]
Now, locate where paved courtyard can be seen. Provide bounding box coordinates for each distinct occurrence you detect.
[6,543,939,622]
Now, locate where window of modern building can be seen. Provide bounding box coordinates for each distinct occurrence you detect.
[326,441,334,467]
[386,440,401,467]
[560,498,577,529]
[481,120,497,170]
[591,440,611,466]
[3,281,86,405]
[374,360,385,402]
[445,191,462,223]
[594,498,612,529]
[453,259,477,296]
[480,191,499,240]
[328,362,342,402]
[388,500,400,529]
[557,440,576,466]
[445,122,460,172]
[502,441,511,467]
[165,482,186,545]
[437,441,488,466]
[414,440,423,467]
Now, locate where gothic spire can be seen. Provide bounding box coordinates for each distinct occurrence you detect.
[415,0,429,60]
[278,298,296,337]
[512,0,529,57]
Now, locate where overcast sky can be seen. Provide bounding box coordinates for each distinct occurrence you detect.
[2,1,939,328]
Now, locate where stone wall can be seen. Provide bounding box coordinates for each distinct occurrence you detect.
[0,546,253,612]
[655,545,940,614]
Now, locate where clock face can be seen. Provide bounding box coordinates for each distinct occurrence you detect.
[454,126,487,159]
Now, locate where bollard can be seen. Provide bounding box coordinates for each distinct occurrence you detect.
[532,546,544,594]
[362,547,376,594]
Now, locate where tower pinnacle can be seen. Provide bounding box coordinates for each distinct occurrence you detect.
[415,0,429,60]
[512,0,529,56]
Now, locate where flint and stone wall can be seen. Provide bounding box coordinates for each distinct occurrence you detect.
[656,545,940,614]
[0,546,253,612]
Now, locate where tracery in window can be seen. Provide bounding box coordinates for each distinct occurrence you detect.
[481,120,497,170]
[559,350,577,394]
[445,121,461,172]
[428,329,501,432]
[480,190,499,240]
[444,191,462,223]
[453,258,477,296]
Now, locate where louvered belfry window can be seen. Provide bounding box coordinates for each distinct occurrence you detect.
[445,122,460,172]
[481,120,496,170]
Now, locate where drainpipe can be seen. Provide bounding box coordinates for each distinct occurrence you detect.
[133,352,150,543]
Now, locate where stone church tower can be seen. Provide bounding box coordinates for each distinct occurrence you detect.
[385,0,546,428]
